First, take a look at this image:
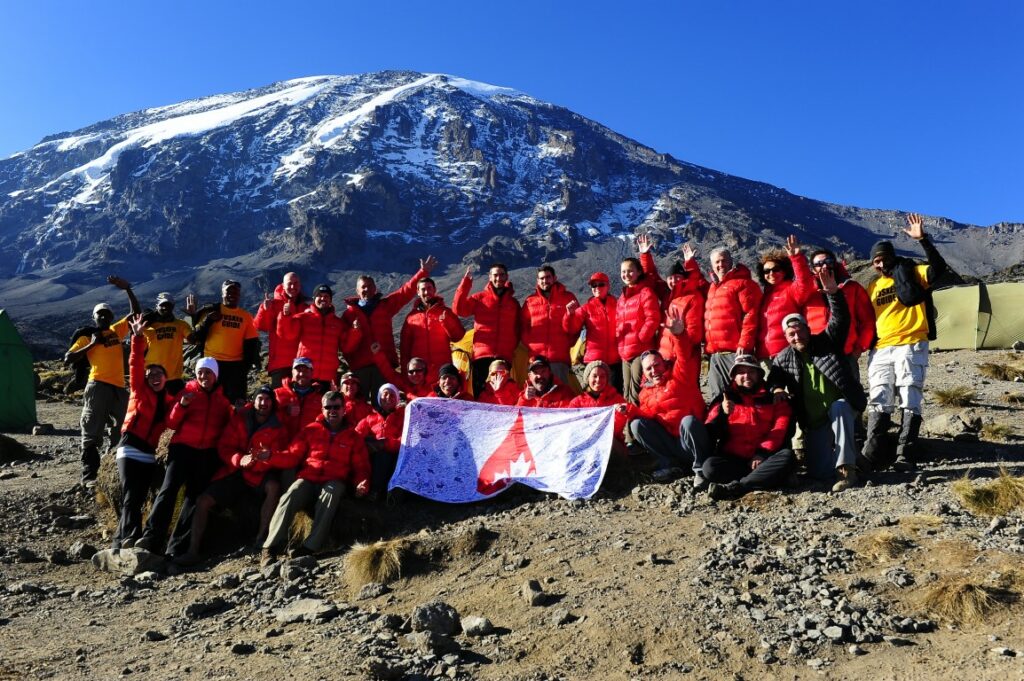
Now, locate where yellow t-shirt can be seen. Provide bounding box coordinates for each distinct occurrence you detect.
[203,305,258,362]
[142,319,192,380]
[68,318,130,387]
[868,264,930,349]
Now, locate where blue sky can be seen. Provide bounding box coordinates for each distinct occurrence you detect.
[1,1,1020,225]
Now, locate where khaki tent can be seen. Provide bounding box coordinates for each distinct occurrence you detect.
[0,310,37,430]
[932,282,1024,350]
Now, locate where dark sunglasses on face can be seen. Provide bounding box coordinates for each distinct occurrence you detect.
[589,282,607,288]
[812,258,836,268]
[323,403,343,412]
[407,368,426,374]
[762,266,783,274]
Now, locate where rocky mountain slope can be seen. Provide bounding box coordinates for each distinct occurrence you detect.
[1,71,1021,354]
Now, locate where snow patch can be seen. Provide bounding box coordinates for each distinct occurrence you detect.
[440,76,522,100]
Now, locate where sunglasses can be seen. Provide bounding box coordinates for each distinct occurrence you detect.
[762,266,783,274]
[812,258,836,268]
[323,404,344,412]
[589,282,607,288]
[407,368,426,374]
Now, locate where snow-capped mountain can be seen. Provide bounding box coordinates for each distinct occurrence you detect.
[1,71,1022,352]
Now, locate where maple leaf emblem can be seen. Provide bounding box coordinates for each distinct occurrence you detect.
[476,410,537,495]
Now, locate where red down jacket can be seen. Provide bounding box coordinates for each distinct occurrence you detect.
[254,283,309,374]
[657,289,705,370]
[279,416,370,486]
[277,305,363,382]
[516,383,576,408]
[564,294,619,364]
[400,296,465,377]
[121,335,177,452]
[452,277,520,360]
[633,335,706,436]
[213,407,291,487]
[343,267,427,370]
[355,406,406,455]
[520,281,580,364]
[705,384,791,460]
[274,378,329,440]
[616,279,661,362]
[477,379,522,406]
[756,254,815,359]
[567,385,630,436]
[704,264,762,354]
[803,274,876,356]
[166,379,233,450]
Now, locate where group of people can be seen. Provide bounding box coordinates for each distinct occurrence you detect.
[64,213,948,564]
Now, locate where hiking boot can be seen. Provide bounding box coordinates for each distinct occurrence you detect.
[692,473,710,493]
[831,465,859,492]
[860,411,893,471]
[133,536,157,553]
[708,481,745,501]
[651,467,683,483]
[894,409,922,472]
[260,548,279,568]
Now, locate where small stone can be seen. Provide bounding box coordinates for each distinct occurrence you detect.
[848,644,865,655]
[990,647,1017,657]
[46,550,69,565]
[551,608,574,626]
[410,601,461,635]
[806,658,825,668]
[231,643,256,655]
[91,548,166,576]
[358,582,389,600]
[182,597,228,620]
[15,547,38,563]
[0,471,17,480]
[273,599,338,624]
[823,625,846,643]
[402,631,460,655]
[461,616,494,637]
[521,579,545,606]
[142,631,167,642]
[32,424,55,435]
[986,517,1007,535]
[68,541,97,561]
[363,657,407,680]
[884,636,914,647]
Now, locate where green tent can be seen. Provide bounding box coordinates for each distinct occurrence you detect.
[931,283,1024,350]
[0,310,37,430]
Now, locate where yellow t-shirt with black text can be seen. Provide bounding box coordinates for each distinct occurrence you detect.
[142,319,192,380]
[203,305,258,362]
[68,318,130,387]
[867,264,930,349]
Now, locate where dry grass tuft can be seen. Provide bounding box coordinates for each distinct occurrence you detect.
[978,362,1024,382]
[897,514,943,534]
[931,385,976,407]
[981,422,1015,442]
[288,511,314,548]
[1005,393,1024,405]
[859,530,916,562]
[951,469,1024,516]
[736,491,788,510]
[344,539,409,587]
[922,575,1017,624]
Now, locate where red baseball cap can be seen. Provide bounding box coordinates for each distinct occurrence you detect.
[588,272,610,286]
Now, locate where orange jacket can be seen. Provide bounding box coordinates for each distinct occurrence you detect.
[343,268,427,370]
[520,282,580,364]
[704,264,762,354]
[452,277,520,360]
[254,283,309,373]
[213,407,291,486]
[400,296,465,377]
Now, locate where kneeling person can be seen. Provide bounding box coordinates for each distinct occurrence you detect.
[681,355,795,499]
[262,391,370,563]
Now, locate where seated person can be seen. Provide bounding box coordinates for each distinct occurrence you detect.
[476,359,520,405]
[175,386,290,565]
[355,383,406,499]
[340,371,374,424]
[516,355,575,407]
[679,355,795,500]
[567,360,631,455]
[261,391,370,563]
[434,363,474,400]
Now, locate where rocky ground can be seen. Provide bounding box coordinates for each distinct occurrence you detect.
[1,349,1023,680]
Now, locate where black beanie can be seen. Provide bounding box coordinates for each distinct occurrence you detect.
[438,363,461,380]
[871,241,895,260]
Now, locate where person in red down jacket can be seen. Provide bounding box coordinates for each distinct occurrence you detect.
[476,359,521,405]
[339,371,375,424]
[520,265,580,385]
[111,315,178,550]
[628,310,708,482]
[400,277,465,380]
[277,284,364,384]
[678,354,795,500]
[372,351,437,401]
[434,363,475,400]
[755,235,816,360]
[262,390,370,563]
[704,247,763,399]
[564,271,622,393]
[516,355,576,407]
[274,357,330,441]
[616,254,662,407]
[452,262,521,397]
[254,272,309,388]
[636,235,709,311]
[567,361,631,455]
[802,247,876,379]
[175,386,291,565]
[343,256,437,398]
[136,356,232,558]
[355,383,407,499]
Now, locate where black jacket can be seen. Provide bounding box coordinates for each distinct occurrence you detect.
[767,290,867,426]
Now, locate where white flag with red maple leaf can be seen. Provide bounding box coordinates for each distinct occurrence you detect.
[390,398,614,502]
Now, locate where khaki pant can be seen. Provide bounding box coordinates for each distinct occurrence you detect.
[264,478,346,552]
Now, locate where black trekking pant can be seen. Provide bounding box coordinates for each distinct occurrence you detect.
[141,444,218,556]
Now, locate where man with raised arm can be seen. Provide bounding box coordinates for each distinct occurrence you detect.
[400,276,465,380]
[520,265,580,386]
[703,248,762,398]
[452,262,521,397]
[255,272,308,388]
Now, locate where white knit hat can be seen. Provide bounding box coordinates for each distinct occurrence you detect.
[195,357,219,379]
